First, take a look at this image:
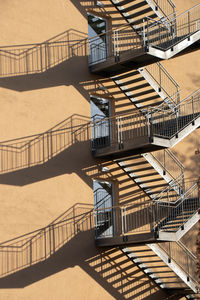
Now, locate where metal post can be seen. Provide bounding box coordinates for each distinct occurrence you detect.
[168,242,171,263]
[192,96,195,121]
[121,208,124,236]
[188,11,190,36]
[187,252,190,281]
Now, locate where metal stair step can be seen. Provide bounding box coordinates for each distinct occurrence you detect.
[113,0,136,7]
[131,94,160,103]
[127,166,154,172]
[116,76,145,86]
[126,7,152,19]
[117,1,147,13]
[112,70,139,80]
[140,101,164,108]
[120,82,152,92]
[130,13,157,23]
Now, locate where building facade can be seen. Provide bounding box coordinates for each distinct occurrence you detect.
[0,0,199,299]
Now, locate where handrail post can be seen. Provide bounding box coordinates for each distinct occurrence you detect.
[187,253,190,281]
[192,96,195,120]
[121,207,124,236]
[168,242,171,263]
[188,11,190,36]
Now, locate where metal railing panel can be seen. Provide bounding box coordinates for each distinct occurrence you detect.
[145,4,200,51]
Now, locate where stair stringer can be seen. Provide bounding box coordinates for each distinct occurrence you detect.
[158,211,200,242]
[148,30,200,60]
[145,0,169,20]
[142,152,175,184]
[165,117,200,148]
[138,67,177,110]
[148,243,198,293]
[111,0,168,31]
[142,152,184,196]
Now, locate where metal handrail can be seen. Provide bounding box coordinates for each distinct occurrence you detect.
[157,242,199,286]
[152,173,185,203]
[147,148,184,182]
[142,62,180,107]
[145,4,200,51]
[155,180,196,205]
[151,0,176,21]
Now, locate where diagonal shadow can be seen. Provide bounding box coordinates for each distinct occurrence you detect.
[0,203,170,300]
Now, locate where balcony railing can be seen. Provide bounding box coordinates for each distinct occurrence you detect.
[92,89,200,153]
[94,181,199,239]
[88,25,143,66]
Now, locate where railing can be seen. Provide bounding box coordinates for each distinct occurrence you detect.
[0,115,91,174]
[92,89,200,151]
[0,31,88,77]
[143,62,180,106]
[157,241,199,286]
[89,24,143,65]
[144,4,200,51]
[94,200,154,239]
[153,174,186,203]
[149,0,176,22]
[92,109,149,150]
[146,149,184,182]
[0,204,94,278]
[94,180,199,240]
[151,89,200,139]
[155,181,199,232]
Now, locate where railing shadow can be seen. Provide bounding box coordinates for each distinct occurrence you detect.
[0,202,167,300]
[0,114,94,186]
[0,28,99,95]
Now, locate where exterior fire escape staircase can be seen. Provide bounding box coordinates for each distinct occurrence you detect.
[110,0,176,32]
[91,3,200,296]
[89,4,200,75]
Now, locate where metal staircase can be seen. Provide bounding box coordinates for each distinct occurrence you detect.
[90,1,200,298]
[92,89,200,158]
[115,149,184,200]
[112,61,180,111]
[121,241,199,296]
[110,0,176,32]
[89,5,200,75]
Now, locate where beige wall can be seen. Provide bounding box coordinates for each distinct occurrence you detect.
[0,1,198,299]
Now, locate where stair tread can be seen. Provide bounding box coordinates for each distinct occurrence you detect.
[117,1,147,13]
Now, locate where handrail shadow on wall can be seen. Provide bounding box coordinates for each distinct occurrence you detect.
[0,114,93,185]
[0,202,164,300]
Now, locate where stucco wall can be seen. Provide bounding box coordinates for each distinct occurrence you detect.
[0,0,198,299]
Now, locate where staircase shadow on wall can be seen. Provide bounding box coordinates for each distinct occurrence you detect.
[0,231,167,300]
[0,140,94,187]
[0,28,102,100]
[0,203,171,300]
